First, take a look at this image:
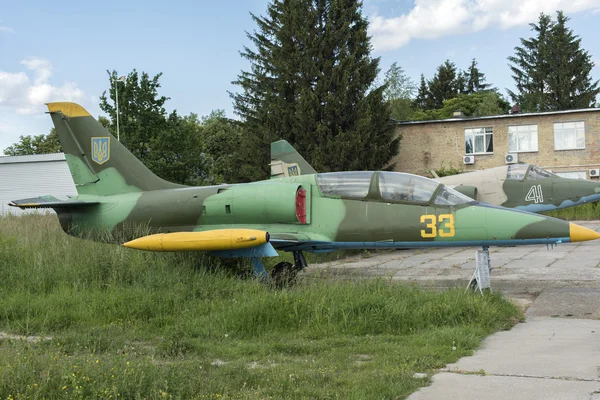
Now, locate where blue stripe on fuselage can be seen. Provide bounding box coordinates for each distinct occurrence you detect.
[271,237,569,252]
[514,193,600,213]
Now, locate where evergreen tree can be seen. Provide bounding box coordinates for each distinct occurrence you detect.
[465,59,491,94]
[455,71,467,94]
[413,74,430,110]
[546,11,599,109]
[428,60,459,108]
[232,0,398,176]
[508,11,599,111]
[4,128,61,156]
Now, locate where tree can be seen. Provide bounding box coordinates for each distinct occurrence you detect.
[200,110,248,184]
[383,62,415,101]
[455,71,467,95]
[145,112,209,186]
[465,59,491,94]
[546,12,599,109]
[413,74,430,110]
[438,91,509,118]
[99,70,170,164]
[382,63,416,121]
[231,0,398,177]
[412,91,509,121]
[428,60,460,108]
[4,128,61,156]
[508,11,599,111]
[99,70,211,185]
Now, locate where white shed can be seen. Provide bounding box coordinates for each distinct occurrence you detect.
[0,153,77,215]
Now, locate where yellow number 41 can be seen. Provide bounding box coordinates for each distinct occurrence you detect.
[420,214,455,238]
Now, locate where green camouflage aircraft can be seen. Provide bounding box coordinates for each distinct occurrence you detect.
[10,103,600,280]
[272,140,600,214]
[436,164,600,213]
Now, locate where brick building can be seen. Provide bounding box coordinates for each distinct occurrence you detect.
[392,108,600,179]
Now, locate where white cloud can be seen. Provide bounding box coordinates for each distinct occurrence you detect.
[369,0,600,51]
[0,26,13,33]
[0,57,85,115]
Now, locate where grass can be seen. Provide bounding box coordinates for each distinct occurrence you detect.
[0,214,523,399]
[543,201,600,221]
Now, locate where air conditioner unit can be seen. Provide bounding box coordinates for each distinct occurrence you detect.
[589,169,600,178]
[463,155,475,165]
[505,153,518,164]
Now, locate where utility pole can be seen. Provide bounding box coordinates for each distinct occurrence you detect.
[113,75,126,141]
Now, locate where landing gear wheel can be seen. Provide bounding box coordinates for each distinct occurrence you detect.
[270,261,298,288]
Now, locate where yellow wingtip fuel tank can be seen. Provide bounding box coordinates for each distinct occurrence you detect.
[122,229,269,252]
[569,223,600,243]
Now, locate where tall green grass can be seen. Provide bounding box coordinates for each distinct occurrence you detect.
[543,201,600,220]
[0,214,522,399]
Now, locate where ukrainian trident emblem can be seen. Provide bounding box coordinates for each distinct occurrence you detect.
[287,164,300,176]
[91,137,110,164]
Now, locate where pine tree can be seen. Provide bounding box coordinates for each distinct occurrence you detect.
[428,60,459,108]
[232,0,398,176]
[546,11,599,109]
[508,11,599,111]
[465,59,491,94]
[413,74,430,110]
[455,71,467,95]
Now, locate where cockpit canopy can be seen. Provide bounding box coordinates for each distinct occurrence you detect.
[316,171,474,206]
[506,164,556,181]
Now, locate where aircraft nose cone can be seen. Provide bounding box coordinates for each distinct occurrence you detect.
[569,223,600,242]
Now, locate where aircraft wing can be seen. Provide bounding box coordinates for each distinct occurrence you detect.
[9,195,100,209]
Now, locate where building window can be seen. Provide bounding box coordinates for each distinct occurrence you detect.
[554,121,585,150]
[465,127,493,155]
[508,124,538,152]
[555,171,587,180]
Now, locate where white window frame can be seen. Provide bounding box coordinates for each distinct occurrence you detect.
[465,127,493,155]
[508,124,538,153]
[555,171,587,180]
[554,121,585,151]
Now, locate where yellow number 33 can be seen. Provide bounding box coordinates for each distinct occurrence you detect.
[420,214,455,238]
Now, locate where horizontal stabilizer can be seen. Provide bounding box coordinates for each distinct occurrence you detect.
[123,229,270,252]
[9,195,100,209]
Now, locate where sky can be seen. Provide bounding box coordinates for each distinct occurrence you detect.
[1,0,600,154]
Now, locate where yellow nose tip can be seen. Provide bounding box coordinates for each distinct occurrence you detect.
[569,223,600,242]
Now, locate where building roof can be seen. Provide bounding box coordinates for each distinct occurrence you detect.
[396,107,600,126]
[0,152,66,165]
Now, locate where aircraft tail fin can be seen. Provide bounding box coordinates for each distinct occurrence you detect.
[47,102,183,196]
[270,140,316,178]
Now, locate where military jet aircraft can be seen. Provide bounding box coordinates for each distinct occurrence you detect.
[436,164,600,213]
[10,103,600,281]
[271,140,600,214]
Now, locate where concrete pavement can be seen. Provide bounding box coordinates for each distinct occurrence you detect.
[309,221,600,400]
[408,317,600,400]
[312,222,600,296]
